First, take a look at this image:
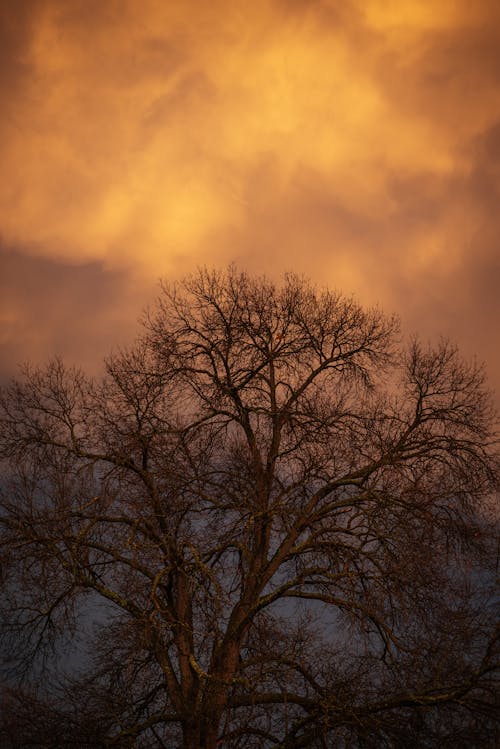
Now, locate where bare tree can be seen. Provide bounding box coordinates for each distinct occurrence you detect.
[0,267,498,748]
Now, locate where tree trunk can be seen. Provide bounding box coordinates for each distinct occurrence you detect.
[182,711,222,749]
[182,721,201,749]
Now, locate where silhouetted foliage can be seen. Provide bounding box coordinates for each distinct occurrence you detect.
[0,268,499,748]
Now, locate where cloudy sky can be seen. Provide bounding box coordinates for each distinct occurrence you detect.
[1,0,499,400]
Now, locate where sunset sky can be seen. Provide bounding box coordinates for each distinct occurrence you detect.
[1,0,500,400]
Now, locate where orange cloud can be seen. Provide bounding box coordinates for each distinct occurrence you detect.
[1,0,500,393]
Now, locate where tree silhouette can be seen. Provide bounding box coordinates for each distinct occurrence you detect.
[0,267,498,748]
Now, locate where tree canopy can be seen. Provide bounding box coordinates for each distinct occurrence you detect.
[0,267,499,748]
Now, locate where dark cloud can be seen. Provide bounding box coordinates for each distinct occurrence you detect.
[0,0,41,108]
[0,243,151,381]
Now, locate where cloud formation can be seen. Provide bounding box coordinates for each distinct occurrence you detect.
[1,0,500,394]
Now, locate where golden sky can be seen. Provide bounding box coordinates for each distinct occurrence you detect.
[1,0,500,396]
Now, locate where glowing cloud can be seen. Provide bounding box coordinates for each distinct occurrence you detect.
[1,0,500,391]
